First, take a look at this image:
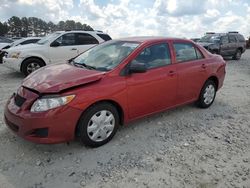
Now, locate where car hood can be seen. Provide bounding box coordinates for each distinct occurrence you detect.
[6,43,42,52]
[0,43,9,50]
[22,63,105,93]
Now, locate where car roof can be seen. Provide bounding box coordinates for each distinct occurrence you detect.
[117,36,192,43]
[56,30,109,35]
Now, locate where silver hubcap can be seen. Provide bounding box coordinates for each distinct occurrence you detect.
[27,62,41,73]
[87,110,115,142]
[236,51,241,59]
[203,84,215,105]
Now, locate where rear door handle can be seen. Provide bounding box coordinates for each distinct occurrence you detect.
[168,70,176,76]
[71,48,77,50]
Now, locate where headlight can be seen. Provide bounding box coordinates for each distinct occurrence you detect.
[30,95,75,112]
[9,52,21,58]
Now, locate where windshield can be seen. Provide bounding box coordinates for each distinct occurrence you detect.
[37,32,61,45]
[72,41,140,71]
[199,35,221,43]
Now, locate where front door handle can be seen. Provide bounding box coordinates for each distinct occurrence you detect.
[71,48,77,50]
[168,70,176,76]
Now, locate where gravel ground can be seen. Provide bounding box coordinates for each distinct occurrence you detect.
[0,50,250,188]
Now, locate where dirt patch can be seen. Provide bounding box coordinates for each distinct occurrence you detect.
[0,50,250,188]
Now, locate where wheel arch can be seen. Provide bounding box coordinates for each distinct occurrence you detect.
[238,47,243,53]
[206,75,219,91]
[75,99,125,137]
[20,56,46,72]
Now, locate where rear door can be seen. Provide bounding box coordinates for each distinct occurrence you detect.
[220,35,230,56]
[126,42,177,119]
[228,35,237,55]
[173,42,208,104]
[49,33,78,63]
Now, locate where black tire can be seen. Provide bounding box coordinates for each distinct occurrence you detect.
[78,102,119,147]
[21,58,45,76]
[233,49,242,60]
[197,80,216,108]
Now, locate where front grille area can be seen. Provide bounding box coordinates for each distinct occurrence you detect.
[5,116,19,132]
[14,93,26,107]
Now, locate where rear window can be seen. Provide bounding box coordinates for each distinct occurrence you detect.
[97,34,112,41]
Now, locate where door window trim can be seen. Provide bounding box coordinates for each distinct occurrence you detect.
[132,42,173,71]
[173,42,205,63]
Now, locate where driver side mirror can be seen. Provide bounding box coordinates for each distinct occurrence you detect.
[129,60,147,74]
[50,41,60,47]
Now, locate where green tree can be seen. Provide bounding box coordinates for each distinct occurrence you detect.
[57,21,65,30]
[47,21,56,33]
[21,17,29,37]
[75,22,83,30]
[0,21,9,36]
[82,23,94,31]
[8,16,22,36]
[65,20,76,30]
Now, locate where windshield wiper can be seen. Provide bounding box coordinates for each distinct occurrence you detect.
[72,60,96,70]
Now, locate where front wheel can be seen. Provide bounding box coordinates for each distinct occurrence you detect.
[197,80,216,108]
[21,58,45,76]
[78,103,119,147]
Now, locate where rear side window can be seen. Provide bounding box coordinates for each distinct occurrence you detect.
[237,35,245,42]
[229,35,237,43]
[173,43,203,62]
[97,34,112,41]
[76,33,99,45]
[134,43,171,69]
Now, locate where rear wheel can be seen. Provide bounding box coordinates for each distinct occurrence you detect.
[21,58,45,76]
[233,49,242,60]
[78,102,119,147]
[197,80,216,108]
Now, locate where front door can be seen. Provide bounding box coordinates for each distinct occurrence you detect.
[126,43,177,119]
[49,33,78,64]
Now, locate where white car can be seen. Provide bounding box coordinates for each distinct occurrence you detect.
[0,37,41,64]
[2,31,112,76]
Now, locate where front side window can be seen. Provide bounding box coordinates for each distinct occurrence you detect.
[134,43,171,69]
[76,33,99,45]
[229,35,237,43]
[37,32,61,45]
[55,33,76,46]
[174,43,203,62]
[221,36,229,44]
[72,41,140,71]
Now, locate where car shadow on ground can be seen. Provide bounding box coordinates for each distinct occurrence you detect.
[0,70,24,80]
[0,98,233,159]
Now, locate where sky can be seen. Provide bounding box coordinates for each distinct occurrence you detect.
[0,0,250,39]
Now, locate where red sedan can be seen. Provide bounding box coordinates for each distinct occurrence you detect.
[4,37,226,147]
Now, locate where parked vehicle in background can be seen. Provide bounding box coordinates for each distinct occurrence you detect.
[11,37,23,41]
[198,32,246,60]
[0,36,13,43]
[4,37,226,147]
[2,30,112,76]
[190,38,200,42]
[0,37,14,52]
[0,37,41,64]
